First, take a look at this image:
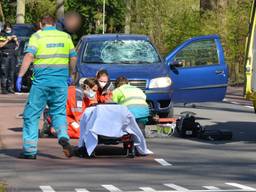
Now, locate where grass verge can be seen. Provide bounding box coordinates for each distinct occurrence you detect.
[0,183,7,192]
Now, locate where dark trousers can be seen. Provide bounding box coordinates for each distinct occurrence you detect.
[0,52,17,91]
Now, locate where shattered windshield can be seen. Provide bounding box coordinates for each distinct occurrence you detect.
[82,40,161,64]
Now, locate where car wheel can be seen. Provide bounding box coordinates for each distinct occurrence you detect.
[158,102,174,118]
[253,100,256,113]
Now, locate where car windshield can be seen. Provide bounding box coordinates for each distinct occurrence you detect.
[82,40,161,64]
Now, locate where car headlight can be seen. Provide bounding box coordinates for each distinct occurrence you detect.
[149,77,172,88]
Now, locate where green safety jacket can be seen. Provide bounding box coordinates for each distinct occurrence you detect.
[25,26,77,87]
[112,84,148,106]
[112,84,149,119]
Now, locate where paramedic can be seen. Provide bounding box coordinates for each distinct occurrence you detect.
[96,69,113,103]
[16,15,77,159]
[66,78,98,139]
[112,76,149,136]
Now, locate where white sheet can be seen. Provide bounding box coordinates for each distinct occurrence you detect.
[78,104,153,156]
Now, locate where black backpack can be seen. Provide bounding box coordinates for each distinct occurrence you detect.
[176,112,202,138]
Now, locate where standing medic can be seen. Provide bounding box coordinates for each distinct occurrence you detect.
[16,15,77,159]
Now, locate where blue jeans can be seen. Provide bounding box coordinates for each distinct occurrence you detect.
[22,84,69,155]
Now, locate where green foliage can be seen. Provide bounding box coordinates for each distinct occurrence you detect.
[25,0,56,23]
[65,0,125,36]
[0,0,253,83]
[130,0,252,84]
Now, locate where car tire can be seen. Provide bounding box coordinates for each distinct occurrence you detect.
[253,100,256,113]
[158,102,174,118]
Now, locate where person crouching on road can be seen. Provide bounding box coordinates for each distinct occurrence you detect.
[66,78,98,139]
[16,15,77,159]
[112,76,149,137]
[96,69,114,103]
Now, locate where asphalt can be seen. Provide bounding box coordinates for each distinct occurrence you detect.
[0,87,256,192]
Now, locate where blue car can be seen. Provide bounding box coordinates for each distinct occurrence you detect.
[75,34,228,117]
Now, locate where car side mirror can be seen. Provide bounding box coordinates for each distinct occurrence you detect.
[170,60,183,69]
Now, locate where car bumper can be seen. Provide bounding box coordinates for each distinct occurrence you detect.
[145,88,172,114]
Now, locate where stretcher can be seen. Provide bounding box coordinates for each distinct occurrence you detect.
[78,104,152,158]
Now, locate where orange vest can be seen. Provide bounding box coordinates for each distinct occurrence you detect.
[66,86,90,139]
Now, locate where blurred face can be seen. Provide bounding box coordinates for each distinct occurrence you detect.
[64,15,81,33]
[5,27,12,33]
[83,84,98,99]
[97,74,108,88]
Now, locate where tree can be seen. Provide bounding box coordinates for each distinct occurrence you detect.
[124,0,132,34]
[0,2,5,22]
[56,0,64,19]
[16,0,25,23]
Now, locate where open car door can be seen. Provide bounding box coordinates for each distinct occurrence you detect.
[165,35,228,103]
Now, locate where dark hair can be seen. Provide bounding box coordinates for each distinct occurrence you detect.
[115,76,128,88]
[96,69,109,79]
[83,78,97,89]
[41,15,56,26]
[3,22,12,30]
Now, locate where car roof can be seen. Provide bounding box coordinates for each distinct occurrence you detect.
[12,24,36,38]
[81,34,150,42]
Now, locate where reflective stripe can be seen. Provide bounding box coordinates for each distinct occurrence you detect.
[71,107,83,112]
[120,96,146,104]
[24,140,37,145]
[36,54,69,59]
[27,45,37,51]
[39,35,70,39]
[34,64,68,68]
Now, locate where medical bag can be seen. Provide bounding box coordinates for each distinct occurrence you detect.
[175,112,202,138]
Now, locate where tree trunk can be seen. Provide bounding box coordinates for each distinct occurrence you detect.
[124,0,132,34]
[16,0,25,24]
[56,0,64,20]
[0,2,4,22]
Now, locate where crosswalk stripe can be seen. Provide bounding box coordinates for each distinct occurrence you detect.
[75,189,90,192]
[155,158,172,166]
[102,185,122,192]
[226,183,256,191]
[139,187,157,191]
[203,186,220,190]
[39,186,56,192]
[164,183,190,191]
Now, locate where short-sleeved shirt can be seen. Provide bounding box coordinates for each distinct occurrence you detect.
[26,26,77,87]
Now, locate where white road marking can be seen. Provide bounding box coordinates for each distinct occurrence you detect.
[226,183,256,191]
[39,186,56,192]
[75,189,90,192]
[154,158,172,166]
[245,106,254,109]
[203,186,220,190]
[223,98,254,108]
[139,187,157,191]
[230,101,239,105]
[102,185,122,192]
[164,183,190,191]
[39,183,256,192]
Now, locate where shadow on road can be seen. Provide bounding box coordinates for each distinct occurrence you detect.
[8,127,22,132]
[0,148,63,159]
[175,102,254,114]
[188,121,256,144]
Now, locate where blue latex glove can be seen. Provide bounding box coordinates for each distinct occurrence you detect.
[67,77,73,85]
[16,76,22,92]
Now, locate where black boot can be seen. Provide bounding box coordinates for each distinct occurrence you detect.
[58,137,74,158]
[7,87,15,94]
[18,153,37,160]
